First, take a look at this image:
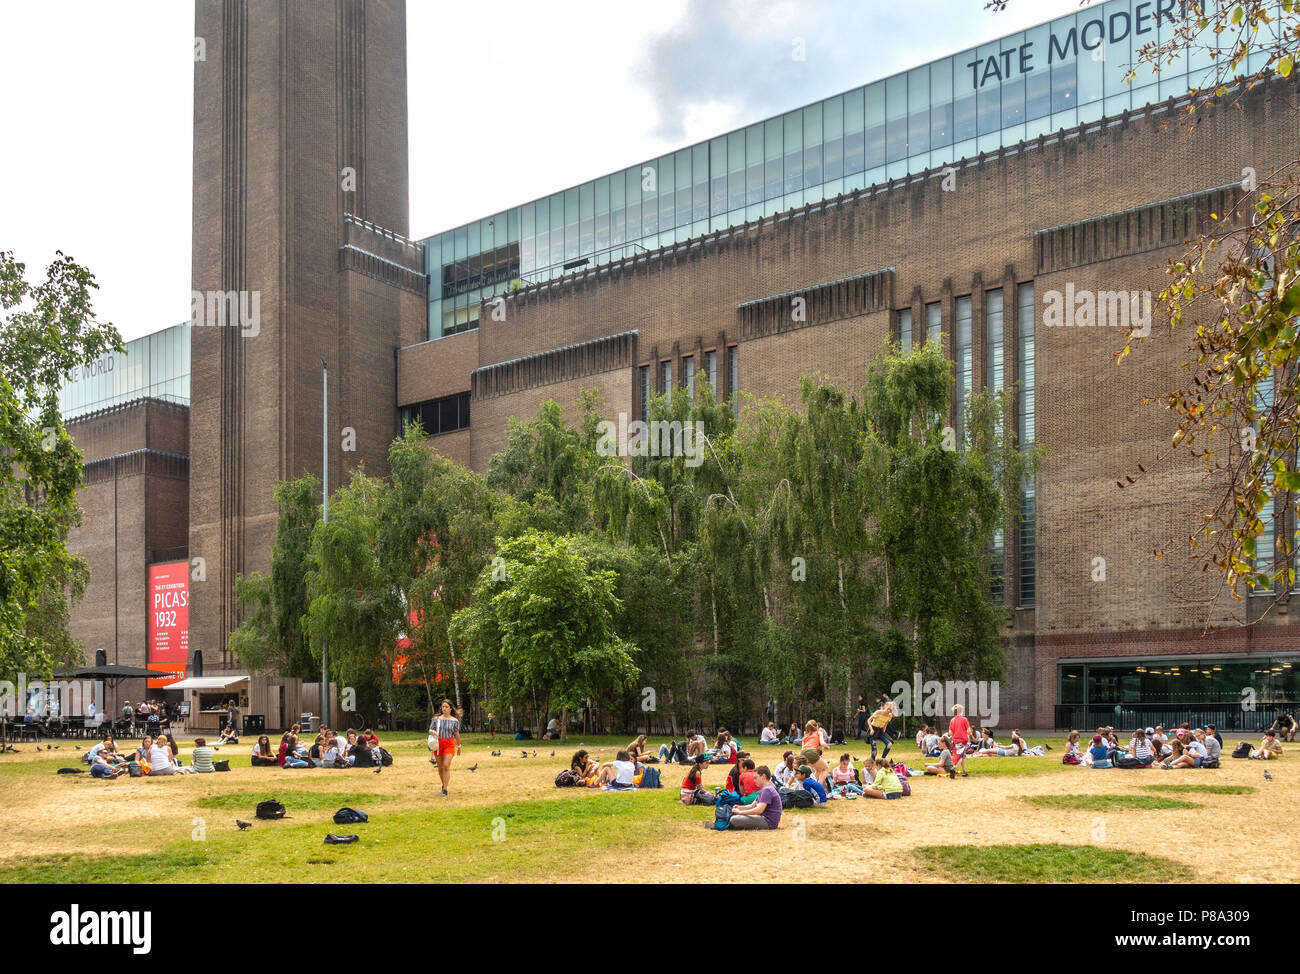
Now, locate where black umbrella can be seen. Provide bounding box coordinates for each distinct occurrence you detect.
[50,664,171,728]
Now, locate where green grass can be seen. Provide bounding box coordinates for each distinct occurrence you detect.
[0,791,705,884]
[1142,784,1256,796]
[1023,794,1200,811]
[915,843,1196,883]
[191,790,390,811]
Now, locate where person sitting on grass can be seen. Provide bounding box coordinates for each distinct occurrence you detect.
[191,737,215,773]
[1088,734,1112,769]
[793,764,827,805]
[723,766,782,830]
[251,735,277,766]
[279,733,309,768]
[861,757,905,799]
[1128,728,1154,767]
[925,735,958,777]
[681,756,708,803]
[916,723,929,752]
[1251,730,1282,760]
[709,733,735,765]
[726,754,755,794]
[830,753,864,797]
[922,725,941,757]
[597,750,638,789]
[994,730,1027,757]
[785,722,801,745]
[1063,730,1082,765]
[772,751,799,787]
[1196,728,1221,765]
[148,736,177,776]
[1161,739,1193,769]
[134,735,154,764]
[218,723,238,746]
[760,722,780,745]
[626,735,651,765]
[571,749,598,785]
[350,732,376,768]
[90,749,128,779]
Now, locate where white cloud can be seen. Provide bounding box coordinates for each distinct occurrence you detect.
[1,0,1086,342]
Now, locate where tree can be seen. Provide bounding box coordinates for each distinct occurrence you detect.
[0,250,121,677]
[864,344,1036,683]
[452,529,639,738]
[304,467,402,720]
[379,425,501,716]
[229,475,319,677]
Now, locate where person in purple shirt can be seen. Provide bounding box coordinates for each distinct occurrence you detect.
[726,767,782,830]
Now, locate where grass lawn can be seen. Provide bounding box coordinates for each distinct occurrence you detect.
[914,844,1196,883]
[0,730,1288,883]
[1023,794,1201,811]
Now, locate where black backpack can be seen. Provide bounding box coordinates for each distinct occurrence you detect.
[333,807,368,825]
[554,769,581,787]
[1231,741,1252,758]
[256,799,286,819]
[779,787,816,809]
[378,748,393,766]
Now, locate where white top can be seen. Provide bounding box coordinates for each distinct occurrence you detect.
[760,727,777,742]
[148,745,173,770]
[611,760,636,785]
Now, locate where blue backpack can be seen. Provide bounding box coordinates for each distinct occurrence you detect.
[713,803,733,830]
[639,766,662,788]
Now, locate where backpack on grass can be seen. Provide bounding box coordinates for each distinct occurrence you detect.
[554,769,581,787]
[639,766,662,788]
[256,799,287,820]
[333,807,368,825]
[1231,741,1252,759]
[779,787,815,809]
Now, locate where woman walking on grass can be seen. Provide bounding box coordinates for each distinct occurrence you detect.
[429,699,462,796]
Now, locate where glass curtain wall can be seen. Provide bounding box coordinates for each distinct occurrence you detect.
[421,0,1208,339]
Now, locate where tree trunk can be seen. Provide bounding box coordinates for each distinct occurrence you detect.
[442,613,463,714]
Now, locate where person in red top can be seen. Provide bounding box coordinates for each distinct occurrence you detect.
[948,703,971,776]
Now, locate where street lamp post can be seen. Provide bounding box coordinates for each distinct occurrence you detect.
[321,357,329,729]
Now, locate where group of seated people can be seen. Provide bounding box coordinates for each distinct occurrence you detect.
[84,732,218,778]
[684,750,906,818]
[1063,723,1227,768]
[257,724,384,768]
[568,746,656,788]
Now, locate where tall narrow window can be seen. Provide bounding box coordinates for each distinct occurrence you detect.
[925,301,942,346]
[1018,282,1036,606]
[1253,372,1277,590]
[987,288,1005,600]
[955,296,972,446]
[639,365,651,421]
[706,349,718,400]
[661,360,673,396]
[728,345,739,415]
[898,308,912,353]
[683,355,696,398]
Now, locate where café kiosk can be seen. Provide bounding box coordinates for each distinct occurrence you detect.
[164,674,303,734]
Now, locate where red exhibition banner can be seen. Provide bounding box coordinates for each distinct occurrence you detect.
[147,562,189,688]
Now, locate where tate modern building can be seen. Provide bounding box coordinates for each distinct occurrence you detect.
[61,0,1300,728]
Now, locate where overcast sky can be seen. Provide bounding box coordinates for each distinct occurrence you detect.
[0,0,1083,343]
